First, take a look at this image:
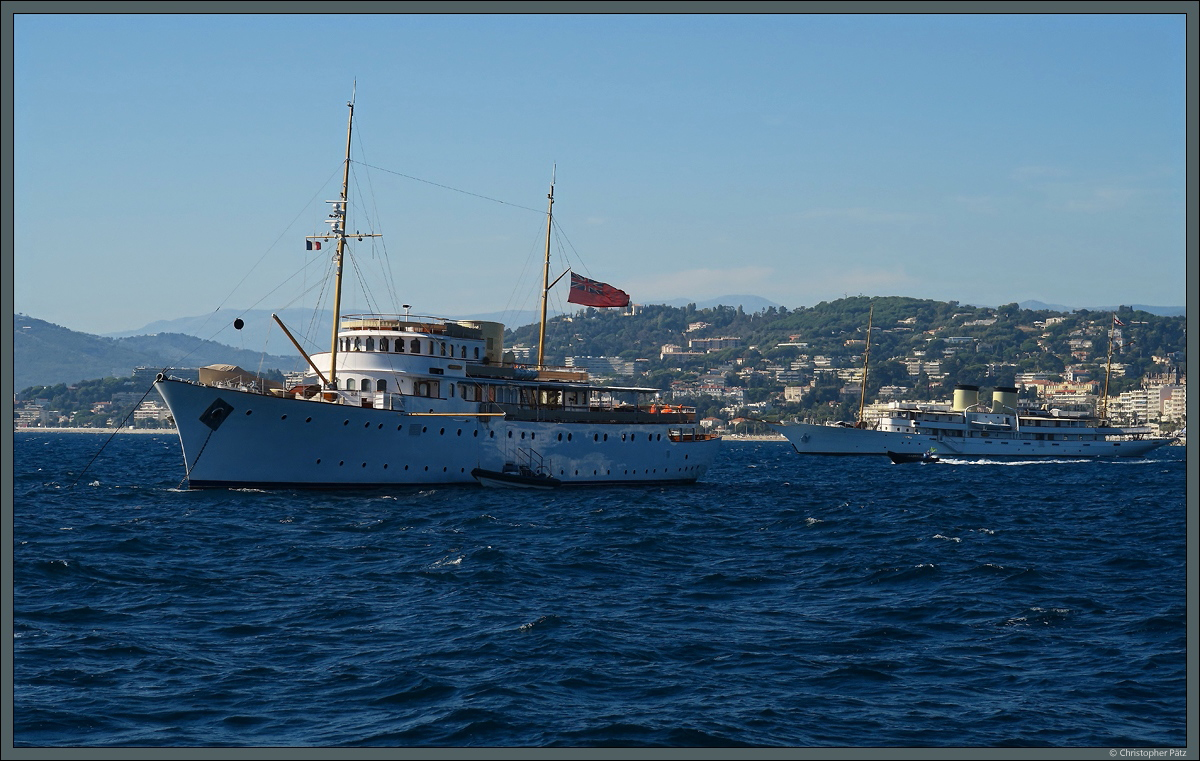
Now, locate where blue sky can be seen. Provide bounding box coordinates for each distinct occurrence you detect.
[13,11,1188,337]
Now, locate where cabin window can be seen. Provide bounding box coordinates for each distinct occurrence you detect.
[449,344,454,356]
[380,338,389,352]
[396,339,404,352]
[449,383,455,397]
[460,345,466,359]
[474,347,480,359]
[440,342,447,356]
[345,378,355,390]
[366,337,375,351]
[461,385,468,400]
[377,379,387,392]
[360,379,371,391]
[411,338,420,353]
[427,341,434,355]
[353,337,361,351]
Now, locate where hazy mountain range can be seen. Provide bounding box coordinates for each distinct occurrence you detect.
[13,314,300,392]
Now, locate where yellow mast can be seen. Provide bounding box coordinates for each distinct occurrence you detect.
[857,304,873,426]
[536,171,555,369]
[306,90,379,391]
[326,97,355,390]
[1099,312,1116,419]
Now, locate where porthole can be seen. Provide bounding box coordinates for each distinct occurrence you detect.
[457,429,462,436]
[383,464,389,469]
[593,433,598,442]
[306,417,312,423]
[508,431,513,438]
[521,431,526,439]
[422,426,427,433]
[245,410,253,416]
[361,463,367,468]
[316,459,321,464]
[603,434,608,441]
[558,433,563,441]
[344,420,349,426]
[473,430,478,437]
[490,431,495,438]
[531,432,536,440]
[281,414,287,420]
[439,428,445,435]
[397,424,403,430]
[364,422,370,428]
[377,423,383,429]
[568,433,573,441]
[339,460,344,466]
[424,466,429,471]
[404,465,409,470]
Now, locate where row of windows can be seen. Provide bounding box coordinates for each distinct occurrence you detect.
[336,379,485,401]
[339,336,479,360]
[343,378,388,391]
[508,430,668,443]
[303,460,701,479]
[260,408,685,448]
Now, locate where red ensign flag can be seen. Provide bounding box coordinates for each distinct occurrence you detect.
[568,272,630,308]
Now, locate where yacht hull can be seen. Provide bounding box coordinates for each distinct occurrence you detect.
[775,421,1172,458]
[156,378,719,488]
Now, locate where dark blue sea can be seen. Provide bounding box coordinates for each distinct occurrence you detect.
[11,433,1191,749]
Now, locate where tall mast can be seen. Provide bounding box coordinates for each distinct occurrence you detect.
[857,303,873,426]
[327,96,355,389]
[536,169,555,369]
[1099,311,1116,419]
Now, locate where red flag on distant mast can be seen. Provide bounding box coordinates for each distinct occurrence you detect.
[567,272,630,308]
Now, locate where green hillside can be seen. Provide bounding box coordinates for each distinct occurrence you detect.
[509,296,1186,421]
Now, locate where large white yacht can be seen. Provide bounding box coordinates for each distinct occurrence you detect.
[774,384,1174,459]
[154,97,720,488]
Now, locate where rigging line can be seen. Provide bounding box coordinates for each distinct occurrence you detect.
[355,161,545,214]
[209,162,345,324]
[159,164,345,366]
[177,426,216,490]
[158,248,340,370]
[501,215,556,325]
[551,217,593,278]
[349,167,402,314]
[68,380,159,490]
[345,248,386,318]
[305,257,338,348]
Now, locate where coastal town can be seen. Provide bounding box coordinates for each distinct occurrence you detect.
[13,297,1187,443]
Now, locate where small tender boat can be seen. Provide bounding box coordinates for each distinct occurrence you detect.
[887,450,939,464]
[471,463,562,489]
